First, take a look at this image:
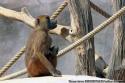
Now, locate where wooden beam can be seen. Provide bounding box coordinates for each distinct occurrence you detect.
[90,2,111,18]
[68,0,95,75]
[107,0,125,81]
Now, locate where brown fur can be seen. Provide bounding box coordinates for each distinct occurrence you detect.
[25,16,58,77]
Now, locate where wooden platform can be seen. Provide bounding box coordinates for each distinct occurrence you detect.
[0,75,112,83]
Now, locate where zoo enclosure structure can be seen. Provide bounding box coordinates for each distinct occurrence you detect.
[0,0,124,81]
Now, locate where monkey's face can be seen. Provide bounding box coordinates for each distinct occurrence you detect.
[36,15,57,30]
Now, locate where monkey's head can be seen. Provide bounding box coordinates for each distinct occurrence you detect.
[35,15,57,30]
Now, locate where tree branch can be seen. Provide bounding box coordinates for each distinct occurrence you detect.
[0,6,70,38]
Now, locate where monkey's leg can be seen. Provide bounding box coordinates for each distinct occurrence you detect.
[36,52,61,77]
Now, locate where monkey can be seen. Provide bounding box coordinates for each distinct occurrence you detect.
[25,15,61,77]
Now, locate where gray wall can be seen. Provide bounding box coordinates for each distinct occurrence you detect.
[0,0,113,77]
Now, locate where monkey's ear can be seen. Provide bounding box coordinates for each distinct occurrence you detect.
[35,18,40,25]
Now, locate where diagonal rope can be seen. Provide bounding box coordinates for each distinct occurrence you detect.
[50,0,68,20]
[0,69,26,80]
[1,5,125,80]
[0,47,25,76]
[57,5,125,57]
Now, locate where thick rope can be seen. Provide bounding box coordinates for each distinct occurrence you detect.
[1,5,125,81]
[0,69,26,81]
[0,47,25,76]
[57,5,125,57]
[50,0,68,20]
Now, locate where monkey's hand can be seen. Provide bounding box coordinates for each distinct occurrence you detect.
[52,69,62,77]
[48,46,59,56]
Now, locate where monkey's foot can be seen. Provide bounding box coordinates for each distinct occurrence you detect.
[51,70,62,77]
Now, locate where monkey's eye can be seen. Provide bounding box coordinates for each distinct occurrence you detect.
[36,18,40,25]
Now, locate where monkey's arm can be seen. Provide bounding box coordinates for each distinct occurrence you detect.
[36,52,61,77]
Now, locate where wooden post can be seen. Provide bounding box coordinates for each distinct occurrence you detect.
[68,0,95,76]
[107,0,125,81]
